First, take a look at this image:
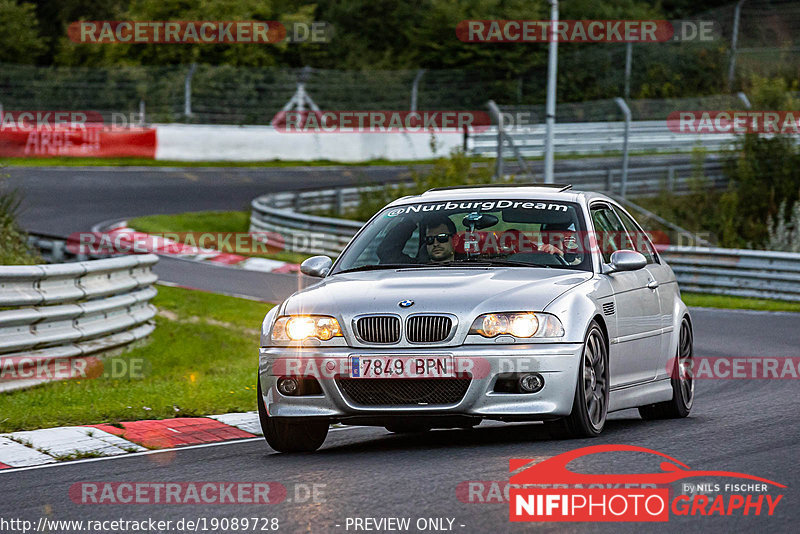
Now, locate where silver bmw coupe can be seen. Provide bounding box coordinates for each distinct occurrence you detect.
[257,184,694,452]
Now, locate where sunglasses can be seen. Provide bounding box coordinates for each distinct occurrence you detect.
[425,233,452,245]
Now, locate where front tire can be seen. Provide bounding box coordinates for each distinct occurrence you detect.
[257,377,328,452]
[549,321,609,438]
[638,317,694,420]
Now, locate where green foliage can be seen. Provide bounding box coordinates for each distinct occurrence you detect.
[0,176,41,265]
[345,150,499,222]
[637,77,800,249]
[0,0,47,63]
[767,198,800,253]
[722,135,800,247]
[56,0,313,67]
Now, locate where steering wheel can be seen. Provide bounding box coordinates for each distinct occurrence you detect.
[552,252,570,267]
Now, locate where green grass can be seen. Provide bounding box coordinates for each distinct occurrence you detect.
[128,210,313,264]
[683,292,800,313]
[0,285,274,433]
[131,211,250,234]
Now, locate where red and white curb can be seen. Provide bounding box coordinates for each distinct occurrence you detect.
[99,222,300,274]
[0,412,263,470]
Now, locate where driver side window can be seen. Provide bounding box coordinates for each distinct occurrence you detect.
[590,204,627,263]
[612,206,657,264]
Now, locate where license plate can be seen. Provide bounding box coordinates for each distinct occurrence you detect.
[349,356,454,378]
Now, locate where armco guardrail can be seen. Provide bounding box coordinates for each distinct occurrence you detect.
[0,254,159,392]
[470,121,740,158]
[27,231,115,263]
[252,190,800,302]
[661,247,800,302]
[250,191,368,257]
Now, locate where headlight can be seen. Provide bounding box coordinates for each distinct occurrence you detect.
[469,312,564,338]
[271,315,342,342]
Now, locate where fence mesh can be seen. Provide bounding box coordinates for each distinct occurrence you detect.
[0,0,797,125]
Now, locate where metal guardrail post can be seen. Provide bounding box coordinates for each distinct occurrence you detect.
[667,166,675,191]
[727,0,746,91]
[410,69,426,112]
[335,188,345,216]
[488,100,533,179]
[605,169,613,191]
[624,43,632,100]
[139,99,146,126]
[614,97,631,197]
[737,92,751,109]
[488,100,504,178]
[543,0,559,184]
[184,63,197,118]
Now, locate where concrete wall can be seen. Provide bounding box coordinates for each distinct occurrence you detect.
[155,124,465,162]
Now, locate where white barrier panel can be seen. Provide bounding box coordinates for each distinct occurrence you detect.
[155,124,465,162]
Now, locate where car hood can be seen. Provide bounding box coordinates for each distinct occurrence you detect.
[283,267,592,318]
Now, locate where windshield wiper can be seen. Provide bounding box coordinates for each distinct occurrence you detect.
[335,263,420,274]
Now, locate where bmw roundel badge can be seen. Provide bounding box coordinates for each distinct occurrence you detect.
[398,299,414,308]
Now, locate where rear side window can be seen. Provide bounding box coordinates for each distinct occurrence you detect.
[612,206,657,264]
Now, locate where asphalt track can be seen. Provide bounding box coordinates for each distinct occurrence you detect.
[2,157,798,533]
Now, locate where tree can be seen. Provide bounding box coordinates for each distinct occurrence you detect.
[55,0,313,67]
[721,76,800,247]
[0,0,47,63]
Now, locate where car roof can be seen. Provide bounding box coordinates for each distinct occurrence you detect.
[386,183,615,207]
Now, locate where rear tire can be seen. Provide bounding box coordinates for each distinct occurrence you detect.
[638,317,694,420]
[550,321,609,439]
[257,377,328,452]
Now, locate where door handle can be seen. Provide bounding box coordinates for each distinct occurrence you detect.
[647,280,659,290]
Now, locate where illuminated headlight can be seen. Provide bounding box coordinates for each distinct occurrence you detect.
[469,312,564,338]
[271,315,342,342]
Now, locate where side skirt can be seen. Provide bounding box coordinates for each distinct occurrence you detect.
[608,378,672,413]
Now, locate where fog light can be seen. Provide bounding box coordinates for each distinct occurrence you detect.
[518,373,544,393]
[277,377,299,396]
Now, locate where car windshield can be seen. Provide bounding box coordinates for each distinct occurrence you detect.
[332,198,592,273]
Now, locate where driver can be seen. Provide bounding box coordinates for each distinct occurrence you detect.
[376,215,458,264]
[425,218,457,263]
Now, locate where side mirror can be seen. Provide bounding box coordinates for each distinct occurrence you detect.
[300,255,333,277]
[607,250,647,273]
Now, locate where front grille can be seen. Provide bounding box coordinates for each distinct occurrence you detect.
[336,378,471,406]
[355,315,400,344]
[406,315,453,343]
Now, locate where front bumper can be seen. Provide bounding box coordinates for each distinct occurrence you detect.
[258,343,583,421]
